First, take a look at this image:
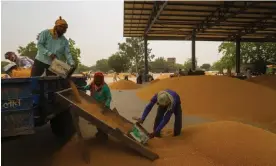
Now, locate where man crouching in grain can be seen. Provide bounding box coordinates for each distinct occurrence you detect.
[133,89,182,138]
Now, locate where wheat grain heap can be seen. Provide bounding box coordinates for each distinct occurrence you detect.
[136,76,276,132]
[247,75,276,91]
[51,121,276,166]
[109,80,141,90]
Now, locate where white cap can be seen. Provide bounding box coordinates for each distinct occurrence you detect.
[157,91,171,106]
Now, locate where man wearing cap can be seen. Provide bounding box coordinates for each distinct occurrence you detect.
[4,52,34,69]
[133,89,182,138]
[31,16,75,76]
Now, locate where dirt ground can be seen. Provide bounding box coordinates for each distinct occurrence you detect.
[1,90,212,166]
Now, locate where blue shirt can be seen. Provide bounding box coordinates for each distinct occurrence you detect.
[35,29,74,65]
[141,89,181,133]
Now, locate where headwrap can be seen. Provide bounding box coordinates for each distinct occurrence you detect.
[90,72,105,94]
[5,52,15,59]
[55,16,67,26]
[157,91,174,111]
[49,16,68,39]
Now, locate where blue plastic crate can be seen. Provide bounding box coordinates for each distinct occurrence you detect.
[1,109,34,137]
[1,97,34,112]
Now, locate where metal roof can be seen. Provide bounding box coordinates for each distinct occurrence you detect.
[123,1,276,42]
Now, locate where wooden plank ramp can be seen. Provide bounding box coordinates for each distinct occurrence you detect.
[55,88,159,161]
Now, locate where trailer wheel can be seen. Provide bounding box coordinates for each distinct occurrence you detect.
[50,110,76,141]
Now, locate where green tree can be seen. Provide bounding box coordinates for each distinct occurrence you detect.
[1,61,10,74]
[183,58,198,71]
[108,52,131,72]
[74,64,91,74]
[218,42,276,73]
[200,63,211,71]
[118,37,154,73]
[68,38,81,66]
[150,57,169,72]
[95,59,110,72]
[17,42,38,60]
[211,60,224,73]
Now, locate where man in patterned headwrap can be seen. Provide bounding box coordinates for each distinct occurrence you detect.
[133,89,182,138]
[31,16,75,76]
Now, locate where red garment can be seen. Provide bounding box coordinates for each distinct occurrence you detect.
[90,72,105,94]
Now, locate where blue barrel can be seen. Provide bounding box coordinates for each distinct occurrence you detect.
[1,78,35,137]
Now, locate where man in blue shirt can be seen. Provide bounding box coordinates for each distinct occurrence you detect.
[31,16,75,76]
[134,90,182,138]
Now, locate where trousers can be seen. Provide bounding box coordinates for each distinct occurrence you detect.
[153,104,182,136]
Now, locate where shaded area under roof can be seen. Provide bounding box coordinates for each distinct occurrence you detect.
[123,1,276,42]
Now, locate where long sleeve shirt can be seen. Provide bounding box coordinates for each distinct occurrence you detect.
[84,84,112,108]
[141,89,181,133]
[15,55,34,68]
[35,29,74,66]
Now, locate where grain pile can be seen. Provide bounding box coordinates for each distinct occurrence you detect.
[247,75,276,91]
[136,76,276,132]
[10,68,31,77]
[150,79,160,84]
[51,121,276,166]
[109,80,141,90]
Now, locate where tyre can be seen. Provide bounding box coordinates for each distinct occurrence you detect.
[50,110,76,141]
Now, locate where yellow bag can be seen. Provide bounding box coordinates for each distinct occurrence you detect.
[11,68,31,78]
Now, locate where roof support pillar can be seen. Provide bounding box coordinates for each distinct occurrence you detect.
[191,30,196,70]
[236,36,241,74]
[144,36,149,82]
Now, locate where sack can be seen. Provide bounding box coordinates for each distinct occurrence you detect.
[129,124,149,144]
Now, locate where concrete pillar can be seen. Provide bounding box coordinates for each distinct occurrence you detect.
[191,30,196,70]
[144,36,149,82]
[236,37,241,74]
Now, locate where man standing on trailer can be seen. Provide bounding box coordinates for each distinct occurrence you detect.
[31,16,75,76]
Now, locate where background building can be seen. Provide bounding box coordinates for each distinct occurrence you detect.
[167,57,176,64]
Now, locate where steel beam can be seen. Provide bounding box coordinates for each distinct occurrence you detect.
[144,36,149,81]
[227,15,275,41]
[144,1,168,35]
[236,37,241,74]
[144,36,276,42]
[184,1,259,40]
[191,30,196,70]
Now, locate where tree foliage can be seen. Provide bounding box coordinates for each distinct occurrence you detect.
[68,38,81,66]
[150,57,169,72]
[118,37,154,73]
[17,42,38,60]
[95,59,110,73]
[214,42,276,73]
[183,58,198,71]
[108,52,131,72]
